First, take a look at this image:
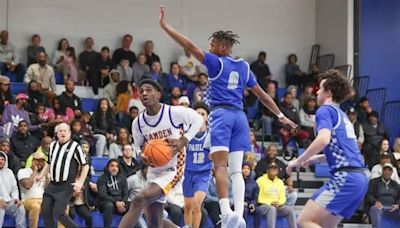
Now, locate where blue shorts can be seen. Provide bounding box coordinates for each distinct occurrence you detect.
[310,171,369,219]
[183,170,211,198]
[209,108,251,153]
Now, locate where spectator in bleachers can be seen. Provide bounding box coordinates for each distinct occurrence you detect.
[101,69,120,108]
[132,53,150,85]
[370,152,400,184]
[0,151,26,228]
[2,92,40,137]
[357,97,373,124]
[126,164,148,228]
[298,84,315,109]
[363,111,387,167]
[0,75,13,114]
[178,96,190,108]
[117,58,134,82]
[79,37,99,96]
[308,64,320,89]
[260,80,279,135]
[0,30,26,82]
[347,108,365,150]
[90,98,116,157]
[143,61,169,102]
[0,137,20,175]
[52,38,69,71]
[256,162,297,228]
[116,81,132,115]
[366,163,400,228]
[80,140,96,178]
[96,46,113,87]
[24,52,56,94]
[26,80,47,112]
[167,62,187,95]
[26,34,46,67]
[97,159,129,228]
[70,119,94,149]
[249,128,264,162]
[109,127,132,159]
[63,47,79,84]
[117,144,140,178]
[17,151,47,228]
[192,72,208,104]
[24,136,51,168]
[250,51,272,90]
[113,34,136,66]
[242,163,263,228]
[254,144,297,207]
[10,120,40,166]
[58,79,82,118]
[286,85,300,111]
[178,48,201,82]
[285,53,307,89]
[47,96,75,126]
[119,106,139,134]
[168,87,182,106]
[29,103,49,138]
[143,40,160,67]
[393,137,400,161]
[299,95,317,140]
[275,92,309,148]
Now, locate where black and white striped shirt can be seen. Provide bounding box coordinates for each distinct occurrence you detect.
[48,140,87,183]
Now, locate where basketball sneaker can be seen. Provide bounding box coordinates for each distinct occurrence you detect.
[221,211,239,228]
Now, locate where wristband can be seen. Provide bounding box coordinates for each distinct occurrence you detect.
[277,112,284,119]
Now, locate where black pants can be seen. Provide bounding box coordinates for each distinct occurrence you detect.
[84,69,99,95]
[99,201,127,228]
[69,204,92,227]
[164,202,209,227]
[41,182,77,228]
[204,201,221,228]
[0,62,26,82]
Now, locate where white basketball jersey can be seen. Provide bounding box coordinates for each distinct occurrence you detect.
[135,104,183,172]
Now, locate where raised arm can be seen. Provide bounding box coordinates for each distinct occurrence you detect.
[159,5,205,62]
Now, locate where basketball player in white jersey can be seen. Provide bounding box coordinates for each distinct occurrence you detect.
[118,79,203,228]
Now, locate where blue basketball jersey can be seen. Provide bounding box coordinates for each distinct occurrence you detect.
[202,52,257,109]
[315,104,365,172]
[185,130,212,172]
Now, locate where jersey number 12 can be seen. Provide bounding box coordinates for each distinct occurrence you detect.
[193,152,205,164]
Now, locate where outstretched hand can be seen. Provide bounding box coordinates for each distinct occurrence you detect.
[279,116,298,129]
[159,5,167,28]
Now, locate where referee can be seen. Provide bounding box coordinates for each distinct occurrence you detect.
[40,123,89,228]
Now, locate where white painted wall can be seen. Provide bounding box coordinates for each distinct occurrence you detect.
[316,0,350,66]
[4,0,316,86]
[0,0,7,30]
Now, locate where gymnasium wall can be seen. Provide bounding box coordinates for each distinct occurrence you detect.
[316,0,351,67]
[360,0,400,101]
[2,0,316,86]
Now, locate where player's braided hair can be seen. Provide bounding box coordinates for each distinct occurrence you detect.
[209,31,240,47]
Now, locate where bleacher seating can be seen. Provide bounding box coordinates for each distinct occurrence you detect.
[10,82,26,95]
[366,87,387,119]
[383,101,400,146]
[91,157,108,173]
[352,75,370,99]
[81,98,99,112]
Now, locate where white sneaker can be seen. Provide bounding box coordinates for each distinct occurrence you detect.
[221,211,239,228]
[237,217,246,228]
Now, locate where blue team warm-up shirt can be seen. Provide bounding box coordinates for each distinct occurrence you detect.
[185,130,212,172]
[202,52,257,109]
[316,104,365,172]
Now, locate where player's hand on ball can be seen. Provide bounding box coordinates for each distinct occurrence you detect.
[286,159,301,176]
[168,137,188,156]
[279,116,298,129]
[140,153,154,167]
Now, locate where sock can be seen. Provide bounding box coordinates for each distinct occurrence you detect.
[229,151,245,216]
[219,198,231,215]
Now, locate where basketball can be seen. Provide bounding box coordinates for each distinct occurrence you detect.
[143,139,173,167]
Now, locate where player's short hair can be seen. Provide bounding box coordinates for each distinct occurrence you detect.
[139,78,163,93]
[193,102,210,114]
[209,31,240,47]
[319,69,353,103]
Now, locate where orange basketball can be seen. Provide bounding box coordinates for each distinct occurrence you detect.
[143,139,173,167]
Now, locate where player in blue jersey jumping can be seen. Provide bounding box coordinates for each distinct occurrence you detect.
[286,70,369,228]
[183,102,212,228]
[160,6,297,228]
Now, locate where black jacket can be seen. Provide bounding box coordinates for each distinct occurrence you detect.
[255,157,289,181]
[117,156,140,178]
[366,177,400,207]
[97,168,129,206]
[10,132,40,163]
[57,92,82,111]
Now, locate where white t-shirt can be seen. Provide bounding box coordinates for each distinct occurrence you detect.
[178,54,201,76]
[17,168,46,199]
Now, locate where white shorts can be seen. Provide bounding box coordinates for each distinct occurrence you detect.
[148,168,184,203]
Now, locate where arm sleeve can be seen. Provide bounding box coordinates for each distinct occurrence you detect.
[50,68,56,92]
[201,52,222,79]
[246,69,257,88]
[131,118,145,153]
[171,106,203,141]
[251,183,259,206]
[121,178,129,204]
[75,145,88,165]
[24,66,33,83]
[366,179,378,205]
[278,180,286,205]
[315,106,337,133]
[11,174,19,199]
